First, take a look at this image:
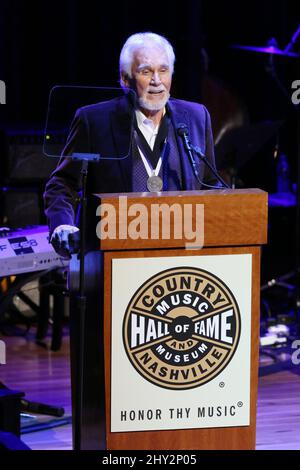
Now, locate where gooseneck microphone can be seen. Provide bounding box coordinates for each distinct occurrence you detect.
[177,123,229,189]
[177,123,200,180]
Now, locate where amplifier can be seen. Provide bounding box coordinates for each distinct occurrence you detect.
[1,189,43,227]
[0,225,69,277]
[0,129,61,184]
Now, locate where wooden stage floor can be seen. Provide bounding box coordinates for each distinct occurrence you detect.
[0,329,300,450]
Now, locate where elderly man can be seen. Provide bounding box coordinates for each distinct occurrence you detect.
[43,32,220,450]
[44,31,217,256]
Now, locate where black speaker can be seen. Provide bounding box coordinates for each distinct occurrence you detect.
[3,131,58,184]
[0,128,60,228]
[0,385,25,439]
[0,432,31,450]
[0,190,44,228]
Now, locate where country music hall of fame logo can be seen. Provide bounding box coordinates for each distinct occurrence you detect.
[123,267,241,390]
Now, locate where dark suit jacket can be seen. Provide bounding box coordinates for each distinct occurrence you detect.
[44,95,217,244]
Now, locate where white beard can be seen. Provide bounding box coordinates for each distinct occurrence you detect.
[138,91,170,111]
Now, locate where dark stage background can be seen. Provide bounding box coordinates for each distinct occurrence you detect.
[1,4,300,451]
[0,0,300,284]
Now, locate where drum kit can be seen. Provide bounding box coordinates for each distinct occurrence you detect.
[231,19,300,58]
[221,26,300,326]
[216,29,300,186]
[231,37,300,59]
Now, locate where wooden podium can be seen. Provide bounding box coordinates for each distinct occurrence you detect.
[70,188,267,450]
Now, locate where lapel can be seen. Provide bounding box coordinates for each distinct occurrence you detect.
[110,94,134,192]
[109,96,199,192]
[167,99,198,190]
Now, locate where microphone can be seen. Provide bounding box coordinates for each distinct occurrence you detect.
[177,123,192,150]
[177,123,229,189]
[177,123,205,157]
[177,123,200,181]
[177,123,189,137]
[21,399,65,417]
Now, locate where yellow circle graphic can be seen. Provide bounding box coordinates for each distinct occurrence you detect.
[123,267,241,390]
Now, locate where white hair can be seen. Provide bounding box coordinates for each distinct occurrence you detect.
[119,32,175,88]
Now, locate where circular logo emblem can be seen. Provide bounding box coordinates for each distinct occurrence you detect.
[123,267,241,390]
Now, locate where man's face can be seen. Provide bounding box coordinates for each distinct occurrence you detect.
[124,45,172,112]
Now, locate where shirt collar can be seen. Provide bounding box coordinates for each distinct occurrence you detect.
[135,108,166,131]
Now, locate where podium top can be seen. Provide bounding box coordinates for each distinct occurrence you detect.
[95,188,264,199]
[94,188,268,250]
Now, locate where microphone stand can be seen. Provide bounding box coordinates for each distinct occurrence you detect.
[69,153,100,451]
[179,131,203,185]
[190,143,230,189]
[177,124,229,189]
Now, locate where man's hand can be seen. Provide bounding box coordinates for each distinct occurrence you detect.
[50,225,80,258]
